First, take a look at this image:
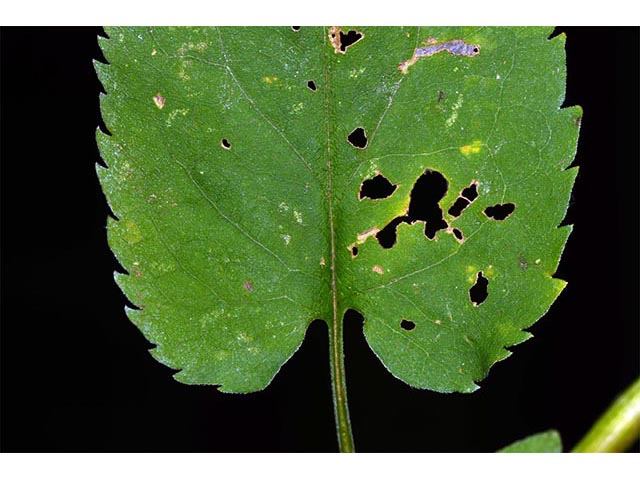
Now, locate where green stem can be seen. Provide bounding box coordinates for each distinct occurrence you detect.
[328,319,355,452]
[572,377,640,453]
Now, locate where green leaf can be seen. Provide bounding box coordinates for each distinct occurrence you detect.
[498,430,563,453]
[96,27,580,394]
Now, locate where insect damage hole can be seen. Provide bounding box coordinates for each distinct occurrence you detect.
[347,127,368,149]
[291,26,301,32]
[448,198,470,218]
[376,216,407,249]
[339,30,363,52]
[359,174,397,200]
[408,169,449,240]
[461,182,478,201]
[330,27,364,54]
[307,80,317,91]
[448,181,479,218]
[376,169,449,249]
[469,271,489,306]
[484,203,515,220]
[221,138,232,150]
[400,319,416,331]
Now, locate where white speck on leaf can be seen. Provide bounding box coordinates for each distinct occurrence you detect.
[237,332,253,343]
[289,102,304,114]
[152,93,166,109]
[446,93,464,128]
[166,108,189,127]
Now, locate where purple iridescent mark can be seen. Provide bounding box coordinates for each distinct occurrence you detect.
[415,39,480,58]
[399,39,480,74]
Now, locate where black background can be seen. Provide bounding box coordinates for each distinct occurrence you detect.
[1,27,638,453]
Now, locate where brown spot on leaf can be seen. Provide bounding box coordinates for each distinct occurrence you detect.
[357,227,380,244]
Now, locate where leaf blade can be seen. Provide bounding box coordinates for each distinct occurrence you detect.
[498,430,563,453]
[97,26,580,393]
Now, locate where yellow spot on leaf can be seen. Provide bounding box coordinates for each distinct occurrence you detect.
[123,220,142,244]
[263,76,279,83]
[484,265,496,279]
[460,140,483,155]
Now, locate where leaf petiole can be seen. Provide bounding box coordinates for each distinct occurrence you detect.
[328,319,355,452]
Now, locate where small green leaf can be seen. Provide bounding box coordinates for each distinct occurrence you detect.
[498,430,563,453]
[96,27,580,394]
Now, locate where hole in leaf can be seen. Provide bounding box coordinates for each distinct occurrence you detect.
[339,30,363,52]
[461,182,478,201]
[452,228,463,241]
[307,80,317,91]
[351,245,359,258]
[448,181,478,218]
[376,169,450,248]
[484,203,515,220]
[407,169,449,240]
[291,26,301,32]
[469,271,489,306]
[359,174,397,200]
[400,319,416,331]
[221,138,231,150]
[376,216,408,249]
[347,127,367,149]
[472,47,479,54]
[448,197,470,218]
